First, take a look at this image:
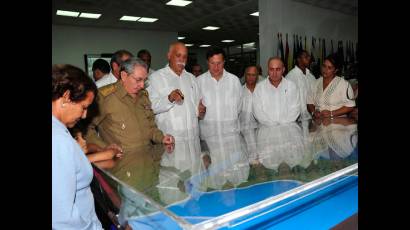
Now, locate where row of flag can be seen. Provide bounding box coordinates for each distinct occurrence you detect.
[276,33,357,76]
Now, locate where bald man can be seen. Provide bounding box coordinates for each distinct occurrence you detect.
[252,57,300,125]
[147,42,201,140]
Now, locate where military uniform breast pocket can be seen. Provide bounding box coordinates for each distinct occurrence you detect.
[141,102,155,121]
[109,113,130,131]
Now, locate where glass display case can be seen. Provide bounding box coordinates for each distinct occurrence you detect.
[92,117,358,229]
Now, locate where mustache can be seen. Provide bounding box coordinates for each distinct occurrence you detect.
[176,62,186,67]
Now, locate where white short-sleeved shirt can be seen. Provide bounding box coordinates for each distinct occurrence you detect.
[95,72,117,88]
[239,85,257,130]
[197,70,242,137]
[147,65,201,140]
[252,77,300,125]
[286,66,316,120]
[308,76,355,111]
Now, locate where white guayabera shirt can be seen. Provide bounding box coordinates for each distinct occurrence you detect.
[95,72,117,88]
[147,65,201,140]
[253,77,300,125]
[239,85,258,131]
[197,69,242,138]
[286,66,316,120]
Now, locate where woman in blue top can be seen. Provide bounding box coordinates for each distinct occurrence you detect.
[52,64,102,229]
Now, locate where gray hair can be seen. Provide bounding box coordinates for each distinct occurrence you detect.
[120,57,148,74]
[267,57,284,67]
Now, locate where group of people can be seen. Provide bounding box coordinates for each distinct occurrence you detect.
[52,41,357,229]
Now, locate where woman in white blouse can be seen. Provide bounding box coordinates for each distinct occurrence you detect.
[308,54,355,118]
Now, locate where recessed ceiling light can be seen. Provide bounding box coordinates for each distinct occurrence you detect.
[119,15,140,21]
[178,37,186,40]
[138,17,158,22]
[200,44,211,47]
[185,44,194,47]
[56,10,79,17]
[79,13,101,19]
[243,42,255,47]
[166,0,192,7]
[250,12,259,17]
[222,40,235,43]
[202,26,220,31]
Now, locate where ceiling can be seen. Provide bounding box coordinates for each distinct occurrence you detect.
[52,0,357,48]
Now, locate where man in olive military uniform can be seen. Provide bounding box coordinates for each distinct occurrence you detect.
[86,58,174,153]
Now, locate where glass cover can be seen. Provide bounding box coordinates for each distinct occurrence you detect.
[93,117,358,229]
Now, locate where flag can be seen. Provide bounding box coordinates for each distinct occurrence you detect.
[280,33,285,63]
[285,33,290,73]
[322,38,326,61]
[355,42,358,62]
[345,40,348,66]
[293,34,297,68]
[337,41,344,71]
[318,38,321,68]
[277,33,280,57]
[299,36,303,52]
[351,41,355,63]
[304,36,307,50]
[311,36,315,63]
[296,34,299,52]
[331,40,334,54]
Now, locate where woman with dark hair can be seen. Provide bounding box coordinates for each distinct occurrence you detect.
[52,64,103,229]
[307,54,355,118]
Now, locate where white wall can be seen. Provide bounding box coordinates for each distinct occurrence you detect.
[52,25,177,71]
[259,0,358,75]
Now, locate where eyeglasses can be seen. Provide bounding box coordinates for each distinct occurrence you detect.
[128,74,146,83]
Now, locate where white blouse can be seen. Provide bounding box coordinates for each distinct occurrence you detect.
[308,76,355,111]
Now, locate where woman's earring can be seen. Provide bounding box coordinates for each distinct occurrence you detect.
[61,103,66,108]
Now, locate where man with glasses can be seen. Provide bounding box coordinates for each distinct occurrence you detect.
[86,58,174,153]
[95,49,134,88]
[197,47,242,138]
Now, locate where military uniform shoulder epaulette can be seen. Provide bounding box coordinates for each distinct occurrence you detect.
[99,83,117,97]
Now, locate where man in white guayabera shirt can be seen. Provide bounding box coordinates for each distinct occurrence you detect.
[197,47,242,138]
[253,57,300,125]
[147,42,201,140]
[239,65,259,131]
[286,49,316,120]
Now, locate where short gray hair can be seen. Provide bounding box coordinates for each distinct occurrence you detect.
[267,57,284,67]
[120,58,148,75]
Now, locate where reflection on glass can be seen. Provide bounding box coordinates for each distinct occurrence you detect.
[92,118,358,229]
